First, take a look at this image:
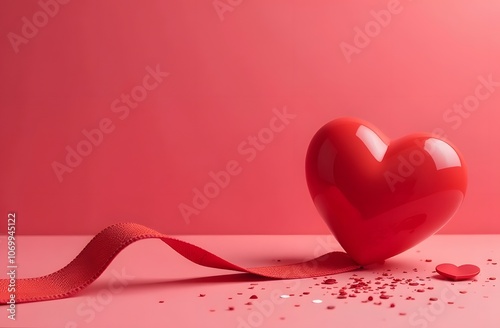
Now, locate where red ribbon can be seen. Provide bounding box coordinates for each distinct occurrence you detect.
[0,222,360,304]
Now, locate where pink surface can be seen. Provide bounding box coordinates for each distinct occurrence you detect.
[0,234,498,327]
[2,0,500,234]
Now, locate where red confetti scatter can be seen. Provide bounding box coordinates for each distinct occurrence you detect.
[487,259,492,261]
[222,267,483,311]
[158,300,164,303]
[489,277,496,280]
[459,291,467,294]
[209,309,215,312]
[237,293,243,295]
[199,294,206,297]
[425,259,432,262]
[493,263,498,265]
[227,307,234,311]
[228,297,232,300]
[448,302,454,304]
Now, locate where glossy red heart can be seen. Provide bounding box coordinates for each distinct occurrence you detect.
[306,118,467,265]
[435,263,480,281]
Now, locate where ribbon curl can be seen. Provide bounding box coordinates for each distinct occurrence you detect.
[0,222,360,304]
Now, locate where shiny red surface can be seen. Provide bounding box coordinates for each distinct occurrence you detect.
[306,118,467,265]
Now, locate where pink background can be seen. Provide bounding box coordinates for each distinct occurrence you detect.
[1,0,500,235]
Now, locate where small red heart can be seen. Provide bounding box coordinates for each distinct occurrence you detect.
[306,118,467,265]
[435,263,480,281]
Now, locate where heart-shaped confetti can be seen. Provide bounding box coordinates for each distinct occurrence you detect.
[435,263,480,281]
